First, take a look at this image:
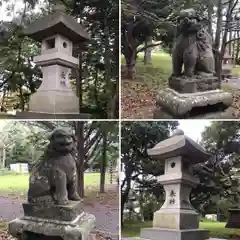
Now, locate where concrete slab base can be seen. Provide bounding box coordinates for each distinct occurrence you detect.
[8,212,95,240]
[155,88,233,118]
[16,111,91,119]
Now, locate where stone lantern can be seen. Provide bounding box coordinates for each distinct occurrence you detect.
[138,129,211,240]
[17,4,90,119]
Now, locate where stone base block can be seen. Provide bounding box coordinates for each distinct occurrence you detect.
[225,208,240,228]
[22,201,84,222]
[169,76,219,93]
[140,228,209,240]
[16,111,91,119]
[153,106,235,119]
[8,212,96,240]
[29,90,80,113]
[155,88,233,118]
[153,209,199,229]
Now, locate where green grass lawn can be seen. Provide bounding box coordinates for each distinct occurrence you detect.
[232,65,240,77]
[122,220,240,239]
[123,52,240,86]
[0,172,110,197]
[136,53,172,88]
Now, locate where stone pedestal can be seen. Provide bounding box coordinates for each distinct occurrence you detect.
[9,201,95,240]
[154,88,233,119]
[9,212,95,240]
[169,76,220,93]
[225,209,240,228]
[22,201,84,221]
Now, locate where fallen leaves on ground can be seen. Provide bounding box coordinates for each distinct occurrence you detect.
[0,221,13,240]
[232,91,240,117]
[84,187,119,207]
[122,78,240,119]
[91,230,119,240]
[121,80,155,119]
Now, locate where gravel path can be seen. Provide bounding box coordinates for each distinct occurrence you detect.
[0,185,119,237]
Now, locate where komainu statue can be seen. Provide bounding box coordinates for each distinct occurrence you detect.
[28,128,81,205]
[172,8,215,77]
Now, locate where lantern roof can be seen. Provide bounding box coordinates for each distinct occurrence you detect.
[147,129,211,164]
[23,5,90,43]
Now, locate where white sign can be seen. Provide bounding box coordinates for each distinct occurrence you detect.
[10,163,29,174]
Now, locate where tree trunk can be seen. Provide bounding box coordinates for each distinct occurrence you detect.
[232,32,236,62]
[1,88,6,111]
[220,0,235,59]
[214,0,223,80]
[229,30,232,55]
[103,11,111,118]
[236,32,240,63]
[2,147,5,168]
[124,49,137,79]
[123,21,138,79]
[18,85,25,111]
[121,176,131,227]
[207,0,213,36]
[76,121,85,197]
[76,51,83,112]
[109,157,113,184]
[100,124,107,193]
[144,36,152,65]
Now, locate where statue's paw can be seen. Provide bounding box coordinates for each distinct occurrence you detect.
[69,193,81,201]
[56,197,68,205]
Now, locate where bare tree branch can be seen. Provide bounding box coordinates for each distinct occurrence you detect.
[137,42,162,53]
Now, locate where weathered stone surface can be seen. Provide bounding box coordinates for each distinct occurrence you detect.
[8,212,96,240]
[155,88,233,118]
[23,7,90,43]
[23,4,89,115]
[153,209,199,229]
[153,9,234,119]
[23,201,83,222]
[16,112,91,119]
[225,209,240,228]
[29,91,79,114]
[153,106,236,119]
[147,135,210,162]
[140,228,209,240]
[169,76,219,93]
[172,9,215,77]
[143,130,210,240]
[27,128,81,206]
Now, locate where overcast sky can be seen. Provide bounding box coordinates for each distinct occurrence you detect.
[0,0,44,21]
[178,120,211,141]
